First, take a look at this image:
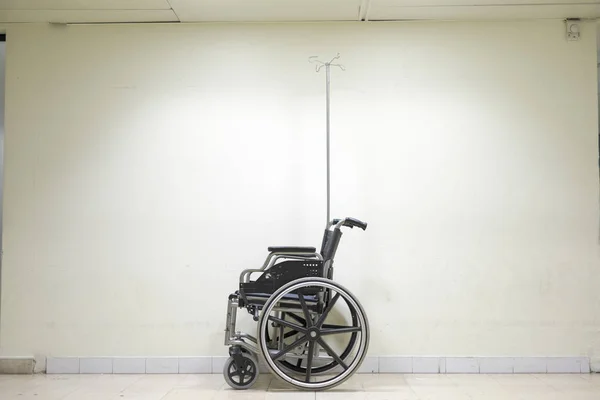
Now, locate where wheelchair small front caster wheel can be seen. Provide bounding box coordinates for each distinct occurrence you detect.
[223,353,259,390]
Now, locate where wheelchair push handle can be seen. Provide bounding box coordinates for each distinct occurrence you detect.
[332,217,367,231]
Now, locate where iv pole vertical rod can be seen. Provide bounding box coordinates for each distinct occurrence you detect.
[309,53,343,227]
[326,63,331,226]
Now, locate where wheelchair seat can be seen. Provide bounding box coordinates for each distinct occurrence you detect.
[243,292,319,302]
[243,290,320,313]
[267,246,316,253]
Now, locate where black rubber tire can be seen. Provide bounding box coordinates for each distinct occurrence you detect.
[223,353,259,390]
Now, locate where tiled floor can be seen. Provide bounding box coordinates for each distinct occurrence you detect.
[0,373,598,399]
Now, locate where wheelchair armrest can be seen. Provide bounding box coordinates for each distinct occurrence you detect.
[239,269,264,284]
[268,246,316,253]
[260,252,321,270]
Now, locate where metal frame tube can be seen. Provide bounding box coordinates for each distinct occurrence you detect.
[240,252,322,283]
[224,296,239,345]
[326,63,331,226]
[224,296,260,355]
[309,54,344,228]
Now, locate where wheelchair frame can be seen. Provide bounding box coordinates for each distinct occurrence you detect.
[223,217,369,391]
[225,251,323,355]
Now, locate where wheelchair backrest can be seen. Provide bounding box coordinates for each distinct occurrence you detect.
[320,228,342,262]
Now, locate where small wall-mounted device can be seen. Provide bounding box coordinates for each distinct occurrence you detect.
[565,18,581,41]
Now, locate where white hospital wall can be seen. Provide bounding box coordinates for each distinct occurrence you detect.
[0,21,598,363]
[0,40,5,262]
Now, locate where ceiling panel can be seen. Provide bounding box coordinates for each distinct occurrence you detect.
[168,0,362,22]
[0,0,596,23]
[168,0,359,6]
[368,4,600,20]
[0,9,178,23]
[0,0,170,10]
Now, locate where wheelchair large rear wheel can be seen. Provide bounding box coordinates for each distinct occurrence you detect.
[262,301,359,376]
[258,277,369,391]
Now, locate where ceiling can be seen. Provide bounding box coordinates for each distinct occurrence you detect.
[0,0,598,23]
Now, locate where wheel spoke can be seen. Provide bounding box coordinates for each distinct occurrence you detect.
[305,340,315,382]
[284,330,298,339]
[323,323,354,329]
[317,338,348,370]
[268,316,307,333]
[297,345,308,368]
[321,326,362,335]
[297,291,312,325]
[286,312,307,325]
[316,293,340,327]
[272,335,308,361]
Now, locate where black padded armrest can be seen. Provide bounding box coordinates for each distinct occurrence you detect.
[268,246,316,253]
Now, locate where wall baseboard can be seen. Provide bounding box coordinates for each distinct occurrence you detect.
[42,356,593,375]
[0,357,35,374]
[590,358,600,373]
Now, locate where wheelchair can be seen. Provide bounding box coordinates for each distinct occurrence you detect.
[223,217,370,391]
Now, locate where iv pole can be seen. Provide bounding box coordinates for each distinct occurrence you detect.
[309,54,345,227]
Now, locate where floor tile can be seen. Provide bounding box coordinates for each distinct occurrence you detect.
[266,391,315,400]
[315,393,366,400]
[161,387,222,399]
[365,392,419,400]
[361,374,411,391]
[0,373,595,400]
